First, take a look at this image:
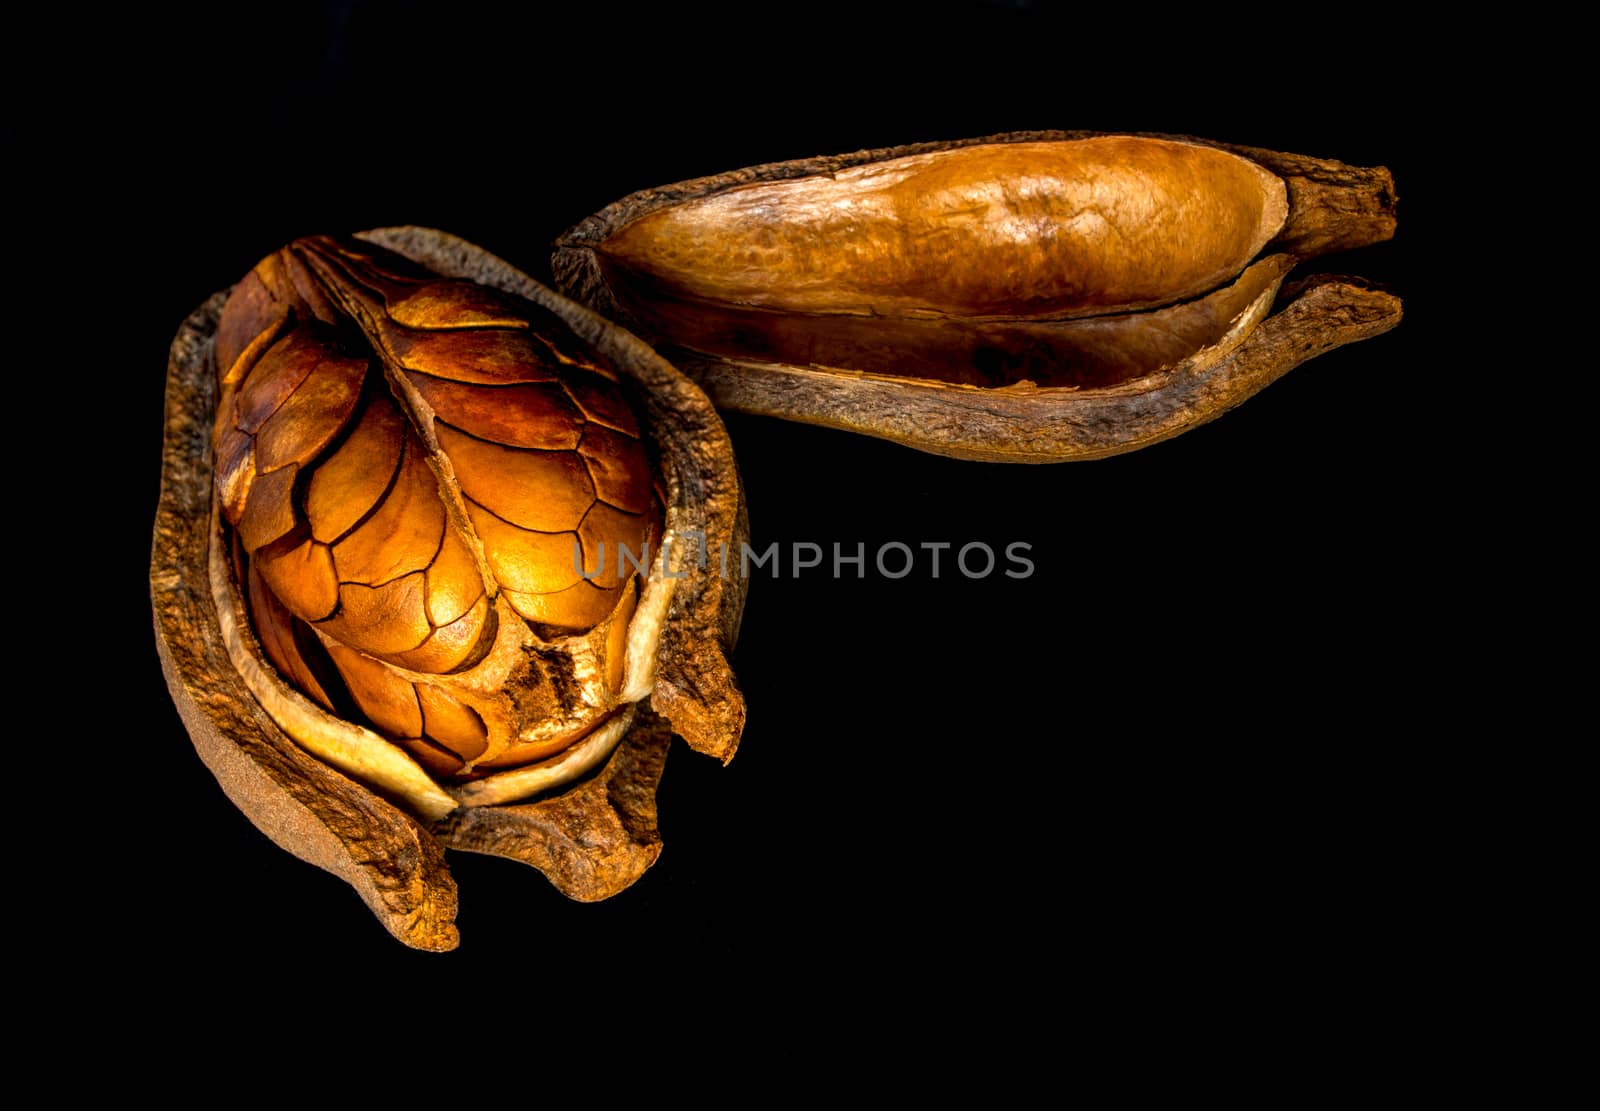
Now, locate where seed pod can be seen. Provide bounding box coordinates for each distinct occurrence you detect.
[152,228,746,950]
[553,132,1401,462]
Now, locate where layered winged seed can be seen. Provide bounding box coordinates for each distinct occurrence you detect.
[213,236,653,777]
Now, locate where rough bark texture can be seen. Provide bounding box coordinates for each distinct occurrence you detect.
[669,276,1400,462]
[552,131,1400,462]
[153,230,747,949]
[437,709,671,896]
[154,294,462,951]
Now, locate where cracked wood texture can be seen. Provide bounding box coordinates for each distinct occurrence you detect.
[553,131,1401,462]
[154,229,746,949]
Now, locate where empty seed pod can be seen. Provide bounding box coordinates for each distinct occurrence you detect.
[152,228,746,950]
[553,131,1401,462]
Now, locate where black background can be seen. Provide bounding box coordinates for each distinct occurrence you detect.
[22,2,1450,1011]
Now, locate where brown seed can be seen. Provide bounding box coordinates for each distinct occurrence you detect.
[600,137,1288,320]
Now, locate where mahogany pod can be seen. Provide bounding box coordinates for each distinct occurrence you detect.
[153,227,746,949]
[553,131,1401,462]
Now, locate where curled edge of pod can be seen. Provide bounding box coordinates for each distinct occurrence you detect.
[151,227,748,950]
[552,130,1403,463]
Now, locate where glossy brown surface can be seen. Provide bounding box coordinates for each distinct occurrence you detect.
[214,236,656,776]
[601,138,1287,320]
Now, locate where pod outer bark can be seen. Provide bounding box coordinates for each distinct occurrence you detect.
[153,228,747,949]
[552,131,1401,462]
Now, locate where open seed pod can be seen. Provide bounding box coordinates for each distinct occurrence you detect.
[151,227,746,950]
[552,131,1402,462]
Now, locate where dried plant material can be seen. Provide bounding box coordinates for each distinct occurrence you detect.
[212,235,664,813]
[554,131,1401,461]
[153,228,746,949]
